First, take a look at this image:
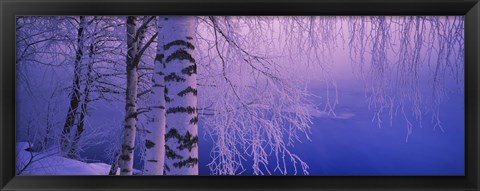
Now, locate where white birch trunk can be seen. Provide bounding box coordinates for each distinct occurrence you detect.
[162,16,198,175]
[143,16,166,175]
[119,16,138,175]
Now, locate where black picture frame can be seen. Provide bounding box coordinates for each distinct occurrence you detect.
[1,0,479,190]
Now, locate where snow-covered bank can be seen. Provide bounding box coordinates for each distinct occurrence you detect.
[16,142,140,175]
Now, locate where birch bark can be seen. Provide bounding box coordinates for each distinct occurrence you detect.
[162,16,198,175]
[119,16,139,175]
[143,16,166,175]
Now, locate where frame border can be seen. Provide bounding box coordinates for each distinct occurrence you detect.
[1,0,479,190]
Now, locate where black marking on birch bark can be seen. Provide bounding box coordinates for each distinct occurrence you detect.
[164,164,170,172]
[165,129,198,152]
[150,105,165,109]
[156,71,164,76]
[155,53,164,62]
[177,131,198,152]
[125,125,132,129]
[164,87,172,103]
[165,128,180,142]
[164,40,195,51]
[120,155,131,161]
[145,139,155,149]
[121,169,131,173]
[181,65,197,76]
[126,112,138,120]
[126,63,137,70]
[166,106,197,114]
[164,72,186,82]
[122,144,135,151]
[165,49,195,64]
[165,144,183,159]
[177,86,197,97]
[147,159,158,162]
[189,116,198,125]
[125,103,135,110]
[164,18,169,20]
[153,83,165,88]
[186,36,193,40]
[145,129,152,134]
[165,95,172,103]
[173,157,198,168]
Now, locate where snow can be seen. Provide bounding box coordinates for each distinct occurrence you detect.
[16,142,140,175]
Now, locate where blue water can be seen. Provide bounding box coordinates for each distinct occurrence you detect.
[80,84,464,175]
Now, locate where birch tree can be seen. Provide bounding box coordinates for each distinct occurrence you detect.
[161,16,199,175]
[119,16,157,175]
[67,43,94,158]
[16,16,124,172]
[118,16,140,175]
[60,16,127,159]
[60,16,86,157]
[142,16,166,175]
